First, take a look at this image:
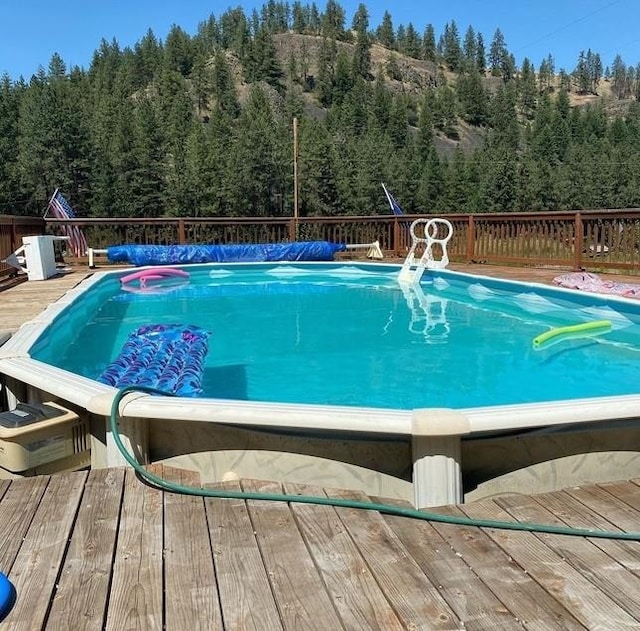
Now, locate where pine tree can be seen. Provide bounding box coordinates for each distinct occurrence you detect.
[417,92,435,162]
[351,3,371,79]
[370,70,392,131]
[489,82,519,149]
[475,33,486,74]
[611,54,628,99]
[191,54,211,117]
[316,36,337,106]
[404,23,422,59]
[376,11,395,49]
[489,28,507,77]
[573,51,590,94]
[211,50,239,118]
[518,58,537,118]
[321,0,346,39]
[437,86,458,139]
[195,15,220,57]
[538,55,555,94]
[298,117,339,215]
[422,25,437,63]
[291,2,307,33]
[220,8,250,58]
[442,21,461,71]
[244,25,282,87]
[0,75,20,211]
[164,25,194,77]
[333,49,353,103]
[457,70,488,125]
[128,96,166,216]
[133,29,162,87]
[463,26,477,68]
[226,85,286,216]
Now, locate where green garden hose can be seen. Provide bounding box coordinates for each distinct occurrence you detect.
[111,385,640,541]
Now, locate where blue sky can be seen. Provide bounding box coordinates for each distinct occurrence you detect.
[1,0,638,80]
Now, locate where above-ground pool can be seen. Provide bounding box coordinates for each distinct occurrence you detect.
[4,261,640,506]
[28,263,640,410]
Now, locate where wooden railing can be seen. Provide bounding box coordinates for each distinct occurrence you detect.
[0,216,46,284]
[1,209,639,276]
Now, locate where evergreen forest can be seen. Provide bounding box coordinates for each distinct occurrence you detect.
[2,0,640,218]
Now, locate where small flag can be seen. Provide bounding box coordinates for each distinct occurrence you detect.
[381,182,405,216]
[46,189,88,257]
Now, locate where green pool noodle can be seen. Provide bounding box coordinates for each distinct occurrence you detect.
[533,320,612,349]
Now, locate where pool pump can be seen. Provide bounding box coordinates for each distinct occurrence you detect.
[0,402,90,477]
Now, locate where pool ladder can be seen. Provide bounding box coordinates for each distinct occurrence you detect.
[398,218,453,284]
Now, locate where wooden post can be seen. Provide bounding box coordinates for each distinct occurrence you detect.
[393,218,400,256]
[466,215,475,263]
[178,218,186,245]
[293,117,299,241]
[10,217,17,252]
[573,212,583,270]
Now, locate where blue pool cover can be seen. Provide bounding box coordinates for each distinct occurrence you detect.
[97,324,211,396]
[107,242,347,266]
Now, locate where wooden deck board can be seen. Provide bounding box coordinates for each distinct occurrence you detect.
[375,496,526,631]
[45,468,125,631]
[105,466,164,631]
[458,499,640,629]
[5,471,87,631]
[326,486,461,630]
[1,468,640,629]
[529,490,640,572]
[241,479,345,631]
[0,476,49,571]
[493,493,640,621]
[428,504,584,630]
[204,480,284,631]
[285,482,406,630]
[163,466,223,631]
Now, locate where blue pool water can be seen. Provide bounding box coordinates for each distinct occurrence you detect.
[31,263,640,410]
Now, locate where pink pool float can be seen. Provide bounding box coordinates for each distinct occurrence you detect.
[120,267,190,288]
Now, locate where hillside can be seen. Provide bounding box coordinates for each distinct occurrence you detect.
[4,1,640,220]
[235,32,623,157]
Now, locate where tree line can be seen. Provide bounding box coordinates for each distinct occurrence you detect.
[1,0,640,219]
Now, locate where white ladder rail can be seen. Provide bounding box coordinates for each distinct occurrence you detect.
[398,218,453,284]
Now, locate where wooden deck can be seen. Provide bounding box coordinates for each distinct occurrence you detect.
[1,466,640,629]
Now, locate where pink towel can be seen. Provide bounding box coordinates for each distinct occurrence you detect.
[553,272,640,299]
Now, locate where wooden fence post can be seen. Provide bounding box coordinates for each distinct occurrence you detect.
[178,218,186,245]
[466,215,475,263]
[393,217,400,257]
[10,217,18,251]
[573,212,583,271]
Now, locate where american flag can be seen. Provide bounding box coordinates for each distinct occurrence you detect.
[47,189,88,257]
[381,182,405,216]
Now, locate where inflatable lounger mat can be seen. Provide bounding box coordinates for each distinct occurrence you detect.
[97,323,211,396]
